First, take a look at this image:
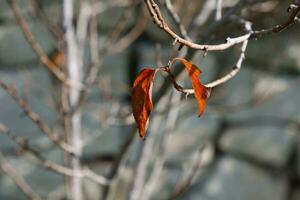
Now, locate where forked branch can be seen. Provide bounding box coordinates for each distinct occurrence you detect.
[8,0,84,90]
[0,123,110,186]
[0,80,77,155]
[0,150,42,200]
[144,0,300,51]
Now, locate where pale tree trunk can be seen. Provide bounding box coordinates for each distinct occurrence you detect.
[63,0,83,200]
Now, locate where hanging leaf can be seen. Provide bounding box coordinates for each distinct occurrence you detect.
[131,68,157,140]
[173,58,208,116]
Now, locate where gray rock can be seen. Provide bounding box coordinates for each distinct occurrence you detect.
[220,125,295,168]
[221,74,300,121]
[178,156,288,200]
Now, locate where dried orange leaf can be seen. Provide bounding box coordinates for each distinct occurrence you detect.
[131,68,157,139]
[173,58,208,116]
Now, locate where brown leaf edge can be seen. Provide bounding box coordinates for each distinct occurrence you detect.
[172,58,209,116]
[131,68,158,140]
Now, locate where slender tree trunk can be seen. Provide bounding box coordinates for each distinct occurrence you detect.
[63,1,83,199]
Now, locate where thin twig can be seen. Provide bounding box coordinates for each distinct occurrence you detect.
[0,123,110,186]
[161,20,250,93]
[0,150,42,200]
[28,0,64,43]
[162,38,248,95]
[130,93,171,200]
[193,0,216,27]
[162,66,194,95]
[144,0,300,51]
[164,0,191,40]
[8,0,84,90]
[103,6,133,54]
[144,0,248,51]
[89,0,101,66]
[151,0,260,105]
[73,4,138,112]
[169,146,207,199]
[0,80,77,155]
[106,2,300,199]
[142,90,181,200]
[251,5,300,38]
[108,8,147,54]
[205,39,249,88]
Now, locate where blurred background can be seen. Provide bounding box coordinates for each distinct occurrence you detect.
[0,0,300,199]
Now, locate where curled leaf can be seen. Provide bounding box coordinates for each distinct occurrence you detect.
[131,68,157,139]
[173,58,208,116]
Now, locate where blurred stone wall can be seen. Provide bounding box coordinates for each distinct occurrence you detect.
[0,0,300,200]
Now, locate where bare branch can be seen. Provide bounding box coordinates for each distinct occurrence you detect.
[251,4,300,38]
[142,90,181,200]
[73,4,138,112]
[0,80,77,155]
[8,0,84,90]
[205,39,249,88]
[108,8,147,54]
[0,151,42,200]
[164,0,191,40]
[0,123,110,186]
[28,0,64,43]
[130,94,171,200]
[89,0,101,66]
[169,146,207,199]
[160,37,248,96]
[144,0,300,51]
